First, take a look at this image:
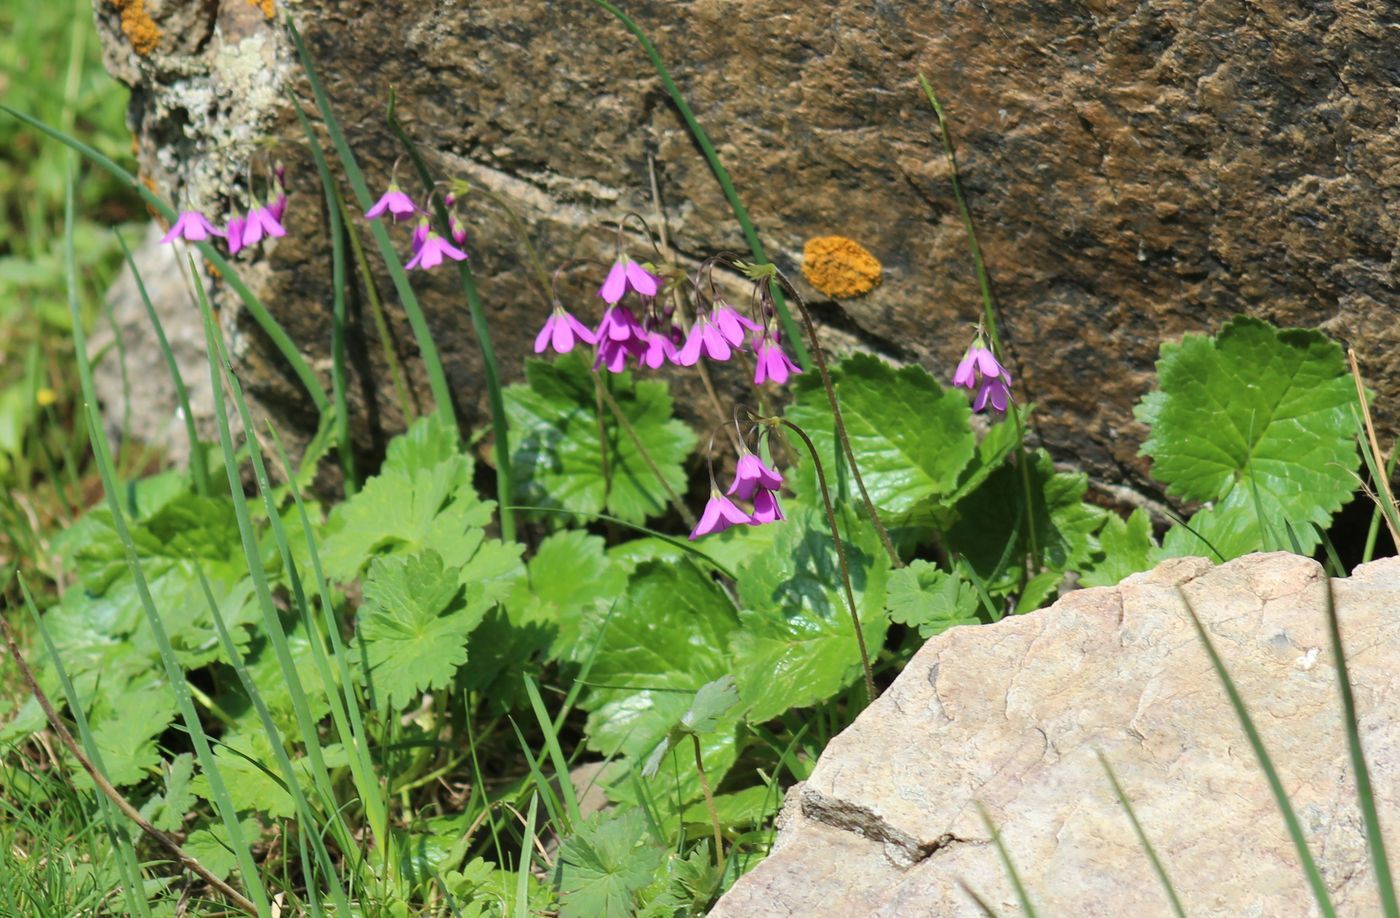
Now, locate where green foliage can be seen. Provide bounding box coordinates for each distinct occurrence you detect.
[732,505,890,721]
[885,560,984,638]
[506,353,696,524]
[787,355,976,520]
[1137,316,1358,559]
[556,808,666,918]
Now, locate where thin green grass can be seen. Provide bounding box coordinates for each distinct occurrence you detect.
[1095,751,1186,917]
[1177,586,1336,917]
[975,801,1038,917]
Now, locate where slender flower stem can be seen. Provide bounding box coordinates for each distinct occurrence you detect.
[587,0,810,370]
[918,74,1040,576]
[0,615,259,916]
[596,377,698,528]
[692,733,725,867]
[779,419,877,704]
[771,269,902,569]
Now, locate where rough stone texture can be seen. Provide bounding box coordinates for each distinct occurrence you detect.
[713,552,1400,916]
[93,1,1399,489]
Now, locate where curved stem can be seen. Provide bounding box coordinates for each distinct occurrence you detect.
[0,615,258,916]
[918,74,1040,575]
[586,0,810,370]
[779,419,876,705]
[596,376,697,528]
[772,269,901,569]
[692,733,725,866]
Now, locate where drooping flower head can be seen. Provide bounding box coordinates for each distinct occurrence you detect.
[689,490,753,540]
[953,335,1013,414]
[599,254,661,304]
[750,488,785,525]
[406,230,468,271]
[592,305,648,373]
[710,303,763,348]
[676,312,734,366]
[366,184,417,222]
[753,334,802,386]
[268,193,289,223]
[159,210,223,245]
[241,203,287,248]
[224,215,247,255]
[726,450,783,501]
[534,306,597,355]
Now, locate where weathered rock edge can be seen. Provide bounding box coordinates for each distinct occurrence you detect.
[714,553,1400,916]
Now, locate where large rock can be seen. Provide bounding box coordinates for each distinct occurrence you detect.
[93,1,1398,487]
[713,553,1400,915]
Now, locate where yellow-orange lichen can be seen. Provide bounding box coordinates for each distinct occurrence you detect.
[248,0,275,18]
[801,235,882,299]
[109,0,160,56]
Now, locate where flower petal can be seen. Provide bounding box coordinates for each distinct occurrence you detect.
[624,259,660,296]
[534,317,555,354]
[599,259,628,303]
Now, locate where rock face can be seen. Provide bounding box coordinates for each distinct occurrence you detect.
[93,1,1399,486]
[713,552,1400,916]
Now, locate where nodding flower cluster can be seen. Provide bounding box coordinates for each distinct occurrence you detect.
[365,184,469,270]
[691,440,786,540]
[533,245,802,386]
[159,164,290,256]
[952,333,1013,414]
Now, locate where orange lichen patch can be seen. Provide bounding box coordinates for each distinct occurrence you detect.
[801,235,882,299]
[109,0,160,56]
[247,0,275,18]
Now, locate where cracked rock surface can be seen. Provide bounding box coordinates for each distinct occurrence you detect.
[713,553,1400,916]
[93,1,1399,487]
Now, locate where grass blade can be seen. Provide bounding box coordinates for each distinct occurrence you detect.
[290,97,357,494]
[586,0,809,370]
[113,228,210,496]
[384,100,516,542]
[974,801,1037,917]
[1095,751,1186,918]
[62,175,270,914]
[515,792,540,918]
[0,105,330,414]
[1177,586,1336,917]
[283,25,454,429]
[523,675,582,830]
[1319,576,1397,915]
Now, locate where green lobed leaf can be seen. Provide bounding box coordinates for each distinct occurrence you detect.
[357,550,483,710]
[1081,507,1157,587]
[556,808,666,918]
[1136,316,1357,559]
[506,353,696,525]
[731,504,890,722]
[884,560,984,638]
[581,559,740,759]
[641,675,741,778]
[139,753,197,832]
[786,354,976,518]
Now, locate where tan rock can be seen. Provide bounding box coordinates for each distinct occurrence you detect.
[714,553,1400,916]
[92,2,1399,492]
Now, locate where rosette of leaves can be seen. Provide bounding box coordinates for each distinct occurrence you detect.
[1136,316,1358,560]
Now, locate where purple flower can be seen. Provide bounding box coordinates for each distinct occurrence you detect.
[726,452,783,500]
[599,255,661,304]
[594,337,639,373]
[689,490,753,540]
[953,343,1008,390]
[639,329,679,369]
[366,185,417,221]
[711,304,762,347]
[753,335,802,385]
[534,308,597,355]
[953,341,1013,413]
[406,231,468,271]
[241,204,287,248]
[750,488,785,525]
[268,193,288,223]
[449,215,467,246]
[410,219,430,254]
[159,210,223,244]
[225,215,247,255]
[973,376,1013,413]
[676,314,733,366]
[595,305,646,344]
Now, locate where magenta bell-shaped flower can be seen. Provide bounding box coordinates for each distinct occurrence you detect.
[598,255,661,304]
[676,314,733,366]
[953,340,1013,414]
[534,307,597,355]
[726,452,784,501]
[689,490,753,540]
[711,304,762,347]
[973,376,1013,413]
[753,335,801,385]
[241,203,287,248]
[405,230,468,270]
[750,488,785,525]
[224,215,247,255]
[366,185,417,221]
[639,329,679,369]
[160,210,223,244]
